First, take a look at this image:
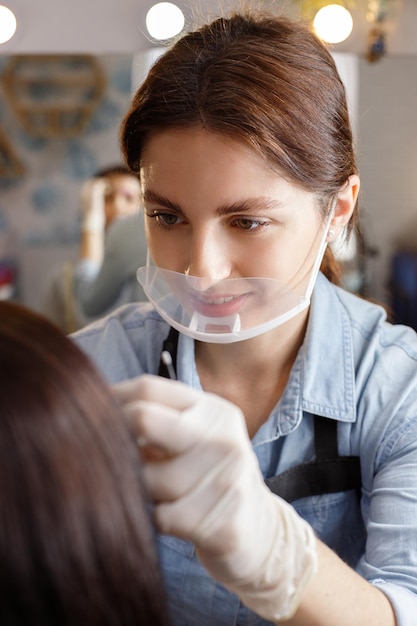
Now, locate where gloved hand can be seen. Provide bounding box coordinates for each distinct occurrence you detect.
[114,374,317,622]
[80,177,108,234]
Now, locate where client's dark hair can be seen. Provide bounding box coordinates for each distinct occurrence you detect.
[0,301,170,626]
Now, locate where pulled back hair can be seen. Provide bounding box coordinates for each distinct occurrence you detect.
[121,11,358,284]
[0,302,170,626]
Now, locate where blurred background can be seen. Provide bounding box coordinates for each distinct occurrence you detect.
[1,0,417,323]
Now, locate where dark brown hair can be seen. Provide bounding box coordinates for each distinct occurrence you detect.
[121,11,359,283]
[0,301,170,626]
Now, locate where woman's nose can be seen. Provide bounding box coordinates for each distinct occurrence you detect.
[185,230,232,281]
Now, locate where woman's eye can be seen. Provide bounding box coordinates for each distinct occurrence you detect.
[234,218,267,231]
[146,211,181,227]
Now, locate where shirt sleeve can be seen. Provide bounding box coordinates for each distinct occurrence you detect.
[358,408,417,626]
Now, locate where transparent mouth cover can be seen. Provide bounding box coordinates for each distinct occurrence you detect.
[137,213,333,343]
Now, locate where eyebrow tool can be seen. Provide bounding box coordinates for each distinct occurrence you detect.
[161,350,177,380]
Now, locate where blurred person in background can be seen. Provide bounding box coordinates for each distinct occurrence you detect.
[42,165,147,333]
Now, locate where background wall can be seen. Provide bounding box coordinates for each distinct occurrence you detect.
[358,55,417,305]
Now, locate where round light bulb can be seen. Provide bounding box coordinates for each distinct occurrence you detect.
[313,4,353,44]
[0,5,17,44]
[146,2,185,41]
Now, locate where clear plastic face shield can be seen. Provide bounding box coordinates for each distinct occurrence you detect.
[137,205,335,344]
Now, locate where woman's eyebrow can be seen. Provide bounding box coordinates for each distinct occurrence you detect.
[143,189,183,213]
[216,197,282,216]
[143,190,281,216]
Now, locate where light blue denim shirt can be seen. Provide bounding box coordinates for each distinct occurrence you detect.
[73,273,417,626]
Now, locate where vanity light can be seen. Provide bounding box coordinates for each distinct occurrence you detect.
[146,2,185,41]
[313,4,353,44]
[0,5,17,44]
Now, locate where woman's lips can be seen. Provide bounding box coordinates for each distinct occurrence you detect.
[188,292,249,317]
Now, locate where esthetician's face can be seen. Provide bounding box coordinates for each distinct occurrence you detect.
[140,127,323,288]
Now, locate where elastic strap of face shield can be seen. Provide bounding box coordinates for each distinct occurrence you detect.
[304,200,336,300]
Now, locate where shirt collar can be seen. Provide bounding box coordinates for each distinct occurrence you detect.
[296,273,356,423]
[179,273,357,445]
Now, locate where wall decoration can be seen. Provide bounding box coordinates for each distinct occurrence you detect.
[1,55,106,138]
[0,125,24,177]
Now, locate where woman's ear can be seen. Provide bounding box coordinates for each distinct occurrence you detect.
[329,174,360,238]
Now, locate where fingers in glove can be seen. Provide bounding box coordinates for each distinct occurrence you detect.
[124,400,200,455]
[142,423,246,503]
[151,444,247,538]
[113,374,202,411]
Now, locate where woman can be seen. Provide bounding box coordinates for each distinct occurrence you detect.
[73,11,417,626]
[42,165,147,332]
[0,301,169,626]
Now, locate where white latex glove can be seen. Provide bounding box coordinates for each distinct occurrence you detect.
[114,375,317,622]
[80,177,108,234]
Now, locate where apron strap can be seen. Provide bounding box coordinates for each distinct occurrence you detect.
[264,420,361,502]
[158,326,361,503]
[158,325,180,378]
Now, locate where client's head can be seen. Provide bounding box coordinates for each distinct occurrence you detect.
[0,301,169,626]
